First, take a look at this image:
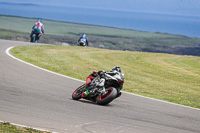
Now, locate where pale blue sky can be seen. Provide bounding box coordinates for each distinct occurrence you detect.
[1,0,200,16]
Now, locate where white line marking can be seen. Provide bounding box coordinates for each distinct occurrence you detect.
[75,121,99,128]
[122,91,200,111]
[6,46,84,83]
[4,45,200,132]
[5,46,200,112]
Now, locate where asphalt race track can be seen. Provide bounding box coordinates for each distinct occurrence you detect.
[0,39,200,133]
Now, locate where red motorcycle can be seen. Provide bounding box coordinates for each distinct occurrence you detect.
[72,72,124,105]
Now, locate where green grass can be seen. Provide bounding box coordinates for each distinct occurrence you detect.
[0,29,29,41]
[10,45,200,109]
[0,122,50,133]
[2,14,200,133]
[0,15,175,38]
[1,15,200,54]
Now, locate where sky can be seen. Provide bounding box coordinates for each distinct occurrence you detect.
[1,0,200,17]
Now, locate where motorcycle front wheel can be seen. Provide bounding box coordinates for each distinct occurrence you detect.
[72,84,85,100]
[96,87,117,105]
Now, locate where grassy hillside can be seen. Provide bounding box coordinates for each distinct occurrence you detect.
[1,15,200,56]
[10,45,200,109]
[0,15,174,38]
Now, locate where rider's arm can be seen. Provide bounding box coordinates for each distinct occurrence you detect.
[106,71,117,76]
[32,22,37,29]
[104,73,118,81]
[41,27,44,33]
[41,23,44,33]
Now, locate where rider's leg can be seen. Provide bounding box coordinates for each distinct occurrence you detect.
[36,33,42,42]
[96,78,106,95]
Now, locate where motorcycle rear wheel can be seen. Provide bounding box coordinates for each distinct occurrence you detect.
[72,84,85,100]
[96,87,117,105]
[30,34,36,43]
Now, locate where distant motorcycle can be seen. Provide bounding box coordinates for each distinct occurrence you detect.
[30,27,41,43]
[72,72,124,105]
[78,39,87,46]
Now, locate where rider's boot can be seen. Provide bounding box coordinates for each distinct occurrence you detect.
[82,87,98,97]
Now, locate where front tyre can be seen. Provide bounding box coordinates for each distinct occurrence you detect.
[72,84,85,100]
[96,87,117,105]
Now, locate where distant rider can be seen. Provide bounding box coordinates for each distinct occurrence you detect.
[83,66,124,97]
[30,18,44,42]
[78,33,89,46]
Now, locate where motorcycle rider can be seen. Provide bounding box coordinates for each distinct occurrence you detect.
[78,33,89,46]
[83,66,124,97]
[30,18,44,42]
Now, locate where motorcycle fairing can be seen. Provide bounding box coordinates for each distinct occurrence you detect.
[86,76,94,84]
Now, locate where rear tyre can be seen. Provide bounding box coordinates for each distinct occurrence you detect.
[96,87,117,105]
[72,84,85,100]
[79,41,86,46]
[30,34,36,43]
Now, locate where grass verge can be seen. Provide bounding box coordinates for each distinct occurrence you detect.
[10,45,200,109]
[0,122,50,133]
[1,15,200,56]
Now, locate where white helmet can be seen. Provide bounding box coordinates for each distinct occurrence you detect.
[112,66,121,72]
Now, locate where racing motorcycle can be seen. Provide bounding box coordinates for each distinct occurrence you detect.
[30,27,41,43]
[78,39,87,46]
[72,71,124,105]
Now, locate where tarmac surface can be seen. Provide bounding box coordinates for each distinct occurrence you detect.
[0,39,200,133]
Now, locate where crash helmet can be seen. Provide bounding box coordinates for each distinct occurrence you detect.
[82,34,86,37]
[112,66,121,72]
[37,18,42,23]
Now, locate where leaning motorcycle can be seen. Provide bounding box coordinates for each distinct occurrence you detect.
[72,72,124,105]
[30,28,41,43]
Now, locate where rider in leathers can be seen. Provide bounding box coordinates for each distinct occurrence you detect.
[98,66,124,96]
[30,18,44,41]
[83,66,124,97]
[78,33,89,46]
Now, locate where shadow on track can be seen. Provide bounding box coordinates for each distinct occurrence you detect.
[70,98,113,107]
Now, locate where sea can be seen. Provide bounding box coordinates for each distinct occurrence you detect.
[0,2,200,38]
